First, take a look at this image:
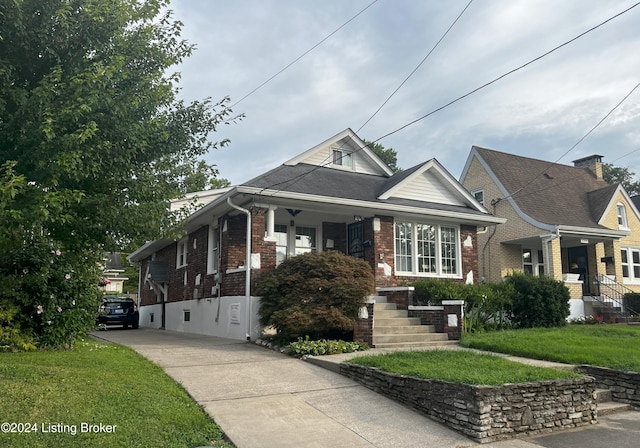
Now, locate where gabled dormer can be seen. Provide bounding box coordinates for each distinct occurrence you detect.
[379,159,488,212]
[284,128,393,177]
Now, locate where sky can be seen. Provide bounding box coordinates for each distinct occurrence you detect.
[168,0,640,187]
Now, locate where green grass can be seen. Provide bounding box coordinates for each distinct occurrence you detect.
[346,350,580,385]
[461,325,640,372]
[0,338,233,448]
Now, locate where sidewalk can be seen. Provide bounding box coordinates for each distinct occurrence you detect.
[91,328,640,448]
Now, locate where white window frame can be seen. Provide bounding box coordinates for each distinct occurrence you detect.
[176,237,188,268]
[332,148,353,169]
[207,225,219,274]
[621,247,640,284]
[617,203,629,229]
[394,220,462,278]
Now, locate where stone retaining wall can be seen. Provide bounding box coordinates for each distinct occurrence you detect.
[340,363,596,443]
[576,365,640,407]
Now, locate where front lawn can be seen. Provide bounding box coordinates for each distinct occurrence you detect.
[346,350,580,385]
[461,325,640,372]
[0,339,232,448]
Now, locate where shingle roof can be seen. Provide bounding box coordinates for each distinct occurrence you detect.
[242,163,488,217]
[473,146,615,228]
[632,195,640,211]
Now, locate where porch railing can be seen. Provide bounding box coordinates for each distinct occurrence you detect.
[591,274,640,319]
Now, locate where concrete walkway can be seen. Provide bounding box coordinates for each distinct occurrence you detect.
[91,328,640,448]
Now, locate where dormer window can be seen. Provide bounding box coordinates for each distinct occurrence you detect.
[617,203,628,229]
[332,149,352,168]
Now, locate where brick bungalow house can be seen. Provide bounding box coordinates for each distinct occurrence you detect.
[128,129,504,340]
[460,147,640,319]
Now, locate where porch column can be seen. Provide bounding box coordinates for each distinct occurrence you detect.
[544,237,563,281]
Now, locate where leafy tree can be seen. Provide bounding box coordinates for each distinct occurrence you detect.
[603,163,640,196]
[257,251,375,341]
[0,0,240,251]
[364,140,402,173]
[181,160,231,193]
[0,0,240,348]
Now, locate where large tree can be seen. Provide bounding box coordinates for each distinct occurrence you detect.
[0,0,238,348]
[602,163,640,197]
[0,0,238,251]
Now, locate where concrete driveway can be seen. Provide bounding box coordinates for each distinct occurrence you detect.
[91,328,640,448]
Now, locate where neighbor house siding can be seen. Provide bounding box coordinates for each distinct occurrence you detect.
[462,156,545,282]
[603,192,640,292]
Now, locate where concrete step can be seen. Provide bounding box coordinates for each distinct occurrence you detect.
[372,340,458,349]
[598,401,633,416]
[373,302,397,311]
[373,309,408,318]
[372,333,449,344]
[374,325,437,335]
[375,317,422,326]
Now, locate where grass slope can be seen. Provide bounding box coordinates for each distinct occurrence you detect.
[461,325,640,372]
[347,349,580,385]
[0,338,232,448]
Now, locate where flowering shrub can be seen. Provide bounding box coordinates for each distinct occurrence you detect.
[0,232,102,349]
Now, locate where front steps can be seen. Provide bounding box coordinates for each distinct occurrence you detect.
[371,297,454,349]
[595,388,634,416]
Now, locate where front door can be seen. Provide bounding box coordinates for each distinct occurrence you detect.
[567,246,590,295]
[348,221,365,259]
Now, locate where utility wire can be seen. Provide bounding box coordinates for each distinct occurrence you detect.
[500,80,640,201]
[356,0,474,134]
[257,0,640,196]
[259,0,475,194]
[230,0,380,109]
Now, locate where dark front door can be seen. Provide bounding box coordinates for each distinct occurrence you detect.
[348,221,365,259]
[567,246,590,295]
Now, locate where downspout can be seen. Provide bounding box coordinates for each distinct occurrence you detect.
[541,226,561,276]
[227,197,252,340]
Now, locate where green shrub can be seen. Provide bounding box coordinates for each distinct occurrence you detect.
[506,272,570,328]
[413,279,513,332]
[623,293,640,315]
[256,251,375,340]
[0,303,36,352]
[286,336,369,357]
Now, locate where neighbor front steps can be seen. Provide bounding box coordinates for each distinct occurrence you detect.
[371,297,455,349]
[595,388,633,416]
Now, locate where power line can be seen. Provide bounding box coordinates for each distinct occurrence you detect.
[504,80,640,200]
[356,0,474,134]
[257,0,640,197]
[259,0,476,194]
[369,1,640,146]
[230,0,380,109]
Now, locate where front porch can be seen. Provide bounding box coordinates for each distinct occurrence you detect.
[503,229,637,320]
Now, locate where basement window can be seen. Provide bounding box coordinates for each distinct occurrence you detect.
[183,310,191,322]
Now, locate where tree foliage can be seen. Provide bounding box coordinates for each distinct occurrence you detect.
[603,163,640,196]
[364,140,402,173]
[0,0,239,349]
[0,0,239,251]
[256,251,375,340]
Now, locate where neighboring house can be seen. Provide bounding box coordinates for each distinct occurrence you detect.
[128,129,504,340]
[101,252,129,294]
[460,148,640,319]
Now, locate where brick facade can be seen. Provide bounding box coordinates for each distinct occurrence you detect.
[139,210,482,309]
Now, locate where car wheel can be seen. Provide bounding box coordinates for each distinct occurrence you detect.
[132,319,139,329]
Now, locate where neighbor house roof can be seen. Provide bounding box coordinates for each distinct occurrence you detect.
[463,146,621,230]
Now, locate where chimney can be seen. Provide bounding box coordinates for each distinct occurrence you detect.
[572,154,603,179]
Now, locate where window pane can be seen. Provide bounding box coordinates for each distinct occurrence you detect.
[440,226,457,274]
[633,251,640,264]
[417,224,436,273]
[394,222,412,272]
[295,227,316,255]
[623,266,630,278]
[621,249,628,263]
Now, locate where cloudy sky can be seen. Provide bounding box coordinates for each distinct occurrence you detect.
[169,0,640,186]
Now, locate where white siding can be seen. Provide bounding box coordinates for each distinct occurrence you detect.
[393,172,465,205]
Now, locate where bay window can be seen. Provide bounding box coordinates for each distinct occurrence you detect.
[395,220,460,276]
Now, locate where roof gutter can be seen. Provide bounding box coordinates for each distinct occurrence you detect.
[227,197,252,341]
